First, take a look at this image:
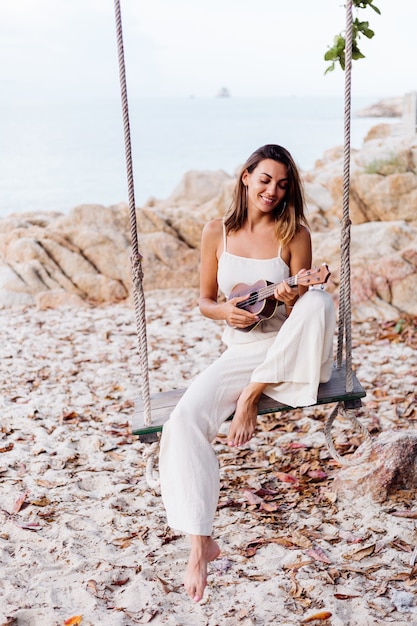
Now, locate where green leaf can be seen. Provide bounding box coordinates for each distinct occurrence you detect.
[324,0,381,73]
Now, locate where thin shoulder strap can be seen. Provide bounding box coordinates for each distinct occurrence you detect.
[222,219,227,252]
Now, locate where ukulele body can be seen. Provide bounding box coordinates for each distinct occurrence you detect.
[227,265,330,333]
[229,280,279,332]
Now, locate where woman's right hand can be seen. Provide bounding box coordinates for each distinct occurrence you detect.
[223,295,260,329]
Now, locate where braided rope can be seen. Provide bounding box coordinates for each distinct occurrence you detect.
[324,403,372,466]
[324,0,372,464]
[144,442,161,492]
[114,0,152,427]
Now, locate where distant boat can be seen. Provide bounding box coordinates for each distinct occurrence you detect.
[216,87,231,98]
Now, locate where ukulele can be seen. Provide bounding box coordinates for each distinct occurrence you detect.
[227,263,331,332]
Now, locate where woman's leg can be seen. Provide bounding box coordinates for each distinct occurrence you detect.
[250,289,336,406]
[159,338,273,600]
[229,290,336,442]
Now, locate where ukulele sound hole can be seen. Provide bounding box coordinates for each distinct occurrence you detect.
[238,291,258,308]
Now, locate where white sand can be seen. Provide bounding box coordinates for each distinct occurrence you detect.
[1,289,416,625]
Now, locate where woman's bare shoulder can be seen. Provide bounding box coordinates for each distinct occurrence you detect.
[291,224,311,247]
[201,218,224,243]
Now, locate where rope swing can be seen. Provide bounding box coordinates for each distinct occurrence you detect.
[325,0,372,465]
[114,0,152,428]
[113,0,372,467]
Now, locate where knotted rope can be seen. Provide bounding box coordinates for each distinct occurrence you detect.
[323,0,372,465]
[114,0,152,427]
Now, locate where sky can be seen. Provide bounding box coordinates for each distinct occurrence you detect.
[0,0,416,102]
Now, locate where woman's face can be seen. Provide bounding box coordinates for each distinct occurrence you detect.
[243,158,288,215]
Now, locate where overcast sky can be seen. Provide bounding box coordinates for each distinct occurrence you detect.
[0,0,415,102]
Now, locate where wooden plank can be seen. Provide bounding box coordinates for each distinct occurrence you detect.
[132,363,366,440]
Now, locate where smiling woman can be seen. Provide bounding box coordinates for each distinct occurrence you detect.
[157,143,338,602]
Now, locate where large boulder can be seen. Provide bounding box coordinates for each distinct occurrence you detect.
[312,220,417,321]
[0,205,131,307]
[305,130,417,227]
[332,430,417,502]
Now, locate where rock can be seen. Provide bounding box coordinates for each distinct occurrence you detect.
[355,96,404,118]
[162,169,232,207]
[35,290,87,310]
[0,206,130,307]
[139,231,200,290]
[306,131,417,226]
[332,430,417,502]
[312,221,417,321]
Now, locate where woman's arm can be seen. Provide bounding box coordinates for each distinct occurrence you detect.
[198,220,261,328]
[276,225,312,315]
[198,219,224,320]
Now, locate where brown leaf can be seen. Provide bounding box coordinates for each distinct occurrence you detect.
[12,491,29,514]
[31,497,50,507]
[242,489,263,506]
[274,471,299,486]
[86,579,99,595]
[390,510,417,519]
[13,520,42,531]
[306,546,332,564]
[242,537,294,557]
[260,501,280,512]
[343,543,376,561]
[112,577,130,587]
[63,617,83,626]
[390,538,413,552]
[307,470,328,481]
[334,593,361,600]
[301,611,332,623]
[0,443,14,454]
[141,609,158,623]
[155,575,175,594]
[35,479,58,488]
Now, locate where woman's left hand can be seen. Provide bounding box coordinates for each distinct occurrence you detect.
[274,277,299,308]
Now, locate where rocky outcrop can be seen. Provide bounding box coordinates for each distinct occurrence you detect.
[332,430,417,502]
[0,205,131,307]
[0,123,416,321]
[355,96,404,118]
[0,171,233,307]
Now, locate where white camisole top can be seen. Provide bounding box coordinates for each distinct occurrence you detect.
[217,222,290,344]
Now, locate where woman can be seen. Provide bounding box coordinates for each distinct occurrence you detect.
[159,144,336,602]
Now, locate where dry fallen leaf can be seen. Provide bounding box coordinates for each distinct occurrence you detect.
[306,546,332,564]
[343,543,376,562]
[11,491,29,514]
[63,616,83,626]
[86,579,99,595]
[140,609,158,623]
[390,510,417,519]
[301,611,332,623]
[274,471,299,485]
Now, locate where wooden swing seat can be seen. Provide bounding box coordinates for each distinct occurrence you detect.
[132,362,366,443]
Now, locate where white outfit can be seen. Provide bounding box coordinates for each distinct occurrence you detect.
[159,226,336,536]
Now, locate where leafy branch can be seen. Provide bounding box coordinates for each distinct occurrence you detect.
[324,0,381,73]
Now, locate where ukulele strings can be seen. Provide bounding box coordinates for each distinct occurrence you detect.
[238,271,313,307]
[239,274,300,307]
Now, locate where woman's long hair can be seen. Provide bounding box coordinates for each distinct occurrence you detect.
[224,144,309,247]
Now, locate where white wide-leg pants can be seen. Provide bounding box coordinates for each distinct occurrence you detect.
[159,289,336,536]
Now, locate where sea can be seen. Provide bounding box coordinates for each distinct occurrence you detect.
[0,96,394,218]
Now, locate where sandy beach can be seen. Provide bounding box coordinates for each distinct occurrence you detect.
[1,289,417,626]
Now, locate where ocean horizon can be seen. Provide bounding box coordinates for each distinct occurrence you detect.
[0,96,395,218]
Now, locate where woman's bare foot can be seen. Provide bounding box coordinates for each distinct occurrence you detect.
[228,382,266,447]
[184,535,220,602]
